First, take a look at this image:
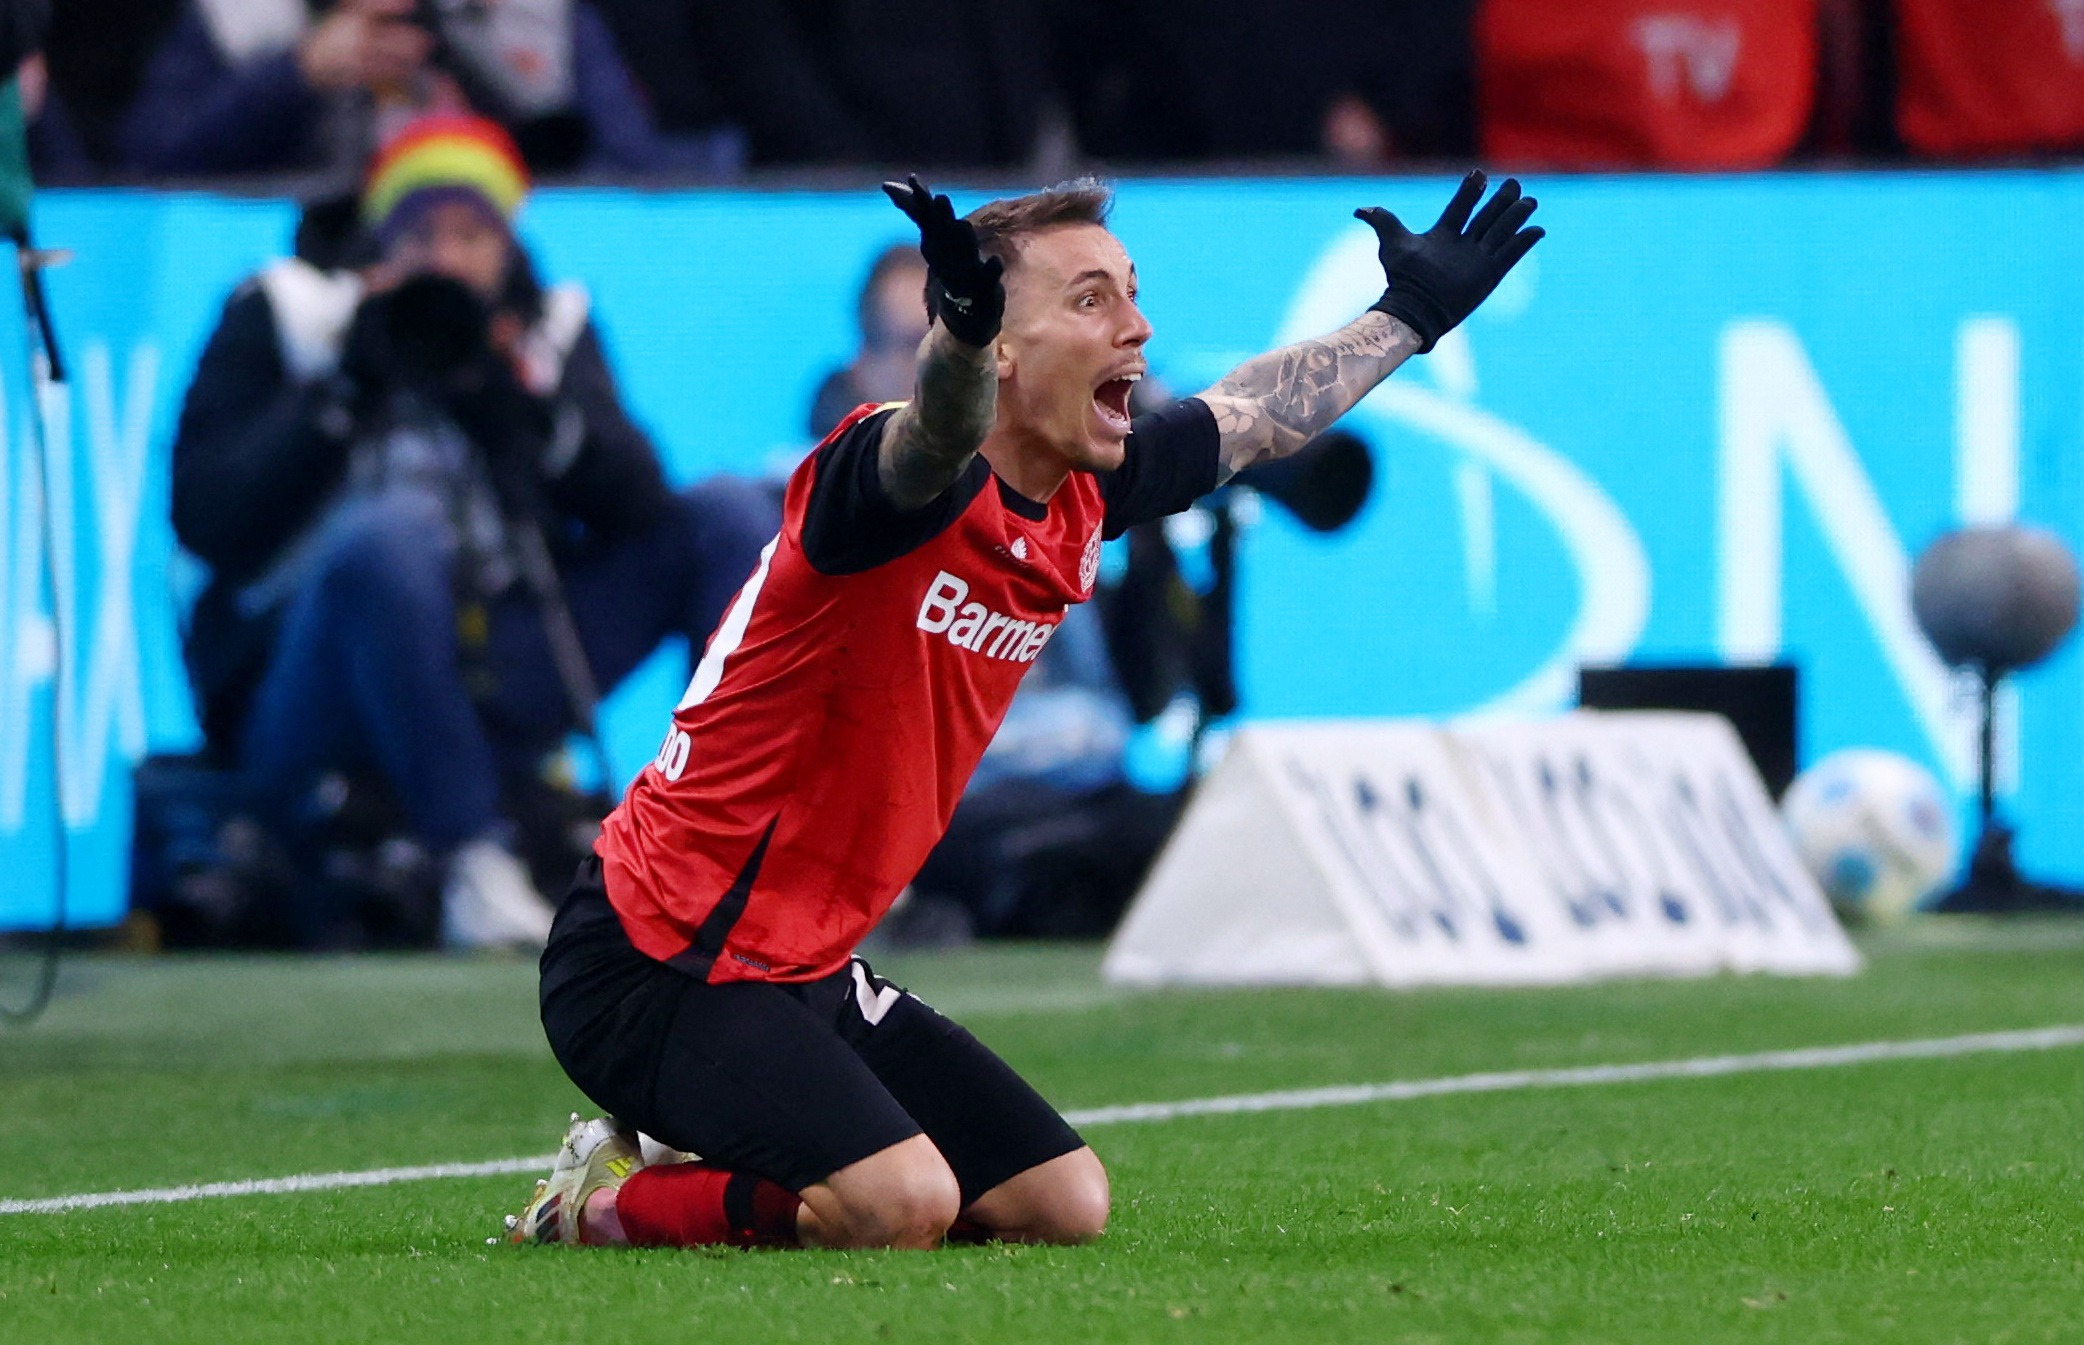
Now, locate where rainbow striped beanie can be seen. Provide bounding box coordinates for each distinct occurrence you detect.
[363,114,530,241]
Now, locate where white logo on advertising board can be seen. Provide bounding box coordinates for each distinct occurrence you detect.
[2,342,158,833]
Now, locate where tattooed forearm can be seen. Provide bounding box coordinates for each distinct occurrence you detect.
[1201,310,1420,480]
[878,325,997,509]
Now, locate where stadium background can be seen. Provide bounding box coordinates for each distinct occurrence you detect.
[11,6,2084,1336]
[2,171,2080,929]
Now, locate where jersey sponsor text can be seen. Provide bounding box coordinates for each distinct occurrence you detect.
[915,571,1059,663]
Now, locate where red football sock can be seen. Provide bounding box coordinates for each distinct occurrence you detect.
[946,1209,991,1242]
[615,1164,803,1248]
[946,1216,993,1244]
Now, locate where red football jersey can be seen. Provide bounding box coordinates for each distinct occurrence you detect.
[596,399,1217,982]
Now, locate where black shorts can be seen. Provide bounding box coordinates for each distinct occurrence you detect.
[538,857,1086,1201]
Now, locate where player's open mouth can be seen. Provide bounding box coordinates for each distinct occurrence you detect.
[1092,373,1139,436]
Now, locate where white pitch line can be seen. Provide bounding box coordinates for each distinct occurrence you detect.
[0,1157,556,1216]
[1056,1023,2084,1126]
[7,1023,2084,1217]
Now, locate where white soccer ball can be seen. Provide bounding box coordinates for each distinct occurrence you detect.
[1781,749,1960,924]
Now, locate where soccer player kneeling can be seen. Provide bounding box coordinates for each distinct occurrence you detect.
[509,171,1542,1249]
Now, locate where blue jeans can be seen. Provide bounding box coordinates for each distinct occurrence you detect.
[238,478,779,849]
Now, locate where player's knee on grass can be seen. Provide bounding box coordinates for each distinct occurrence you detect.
[805,1135,962,1249]
[967,1147,1110,1245]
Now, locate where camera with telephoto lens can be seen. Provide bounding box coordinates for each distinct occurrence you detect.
[343,272,494,397]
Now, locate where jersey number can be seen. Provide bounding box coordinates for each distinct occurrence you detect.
[654,728,692,782]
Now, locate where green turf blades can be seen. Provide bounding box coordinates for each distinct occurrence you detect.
[3,923,2083,1342]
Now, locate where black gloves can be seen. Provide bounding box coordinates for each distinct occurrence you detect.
[882,174,1004,349]
[1356,172,1543,354]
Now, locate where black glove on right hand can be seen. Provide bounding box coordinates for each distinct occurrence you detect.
[882,174,1004,349]
[1356,171,1543,353]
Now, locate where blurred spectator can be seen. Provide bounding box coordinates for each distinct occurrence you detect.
[40,0,180,171]
[18,52,92,183]
[0,0,91,182]
[806,242,928,440]
[1475,0,1819,168]
[601,0,1049,168]
[583,0,743,145]
[170,115,776,948]
[0,0,43,74]
[1892,0,2084,157]
[118,0,727,178]
[1056,0,1475,166]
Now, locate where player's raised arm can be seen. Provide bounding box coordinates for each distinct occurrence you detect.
[876,176,1005,510]
[1200,171,1542,481]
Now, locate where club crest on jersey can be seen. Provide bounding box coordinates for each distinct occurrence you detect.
[1078,526,1102,595]
[916,571,1058,663]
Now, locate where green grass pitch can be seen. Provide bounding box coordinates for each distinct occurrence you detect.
[3,920,2082,1343]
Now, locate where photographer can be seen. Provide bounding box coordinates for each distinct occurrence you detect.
[171,114,776,948]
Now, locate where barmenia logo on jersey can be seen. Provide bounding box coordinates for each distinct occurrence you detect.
[916,571,1059,662]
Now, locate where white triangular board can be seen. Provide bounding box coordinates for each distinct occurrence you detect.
[1248,721,1594,987]
[1590,712,1858,977]
[1454,712,1858,978]
[1103,735,1373,986]
[1104,713,1860,988]
[1109,722,1623,989]
[1447,715,1728,981]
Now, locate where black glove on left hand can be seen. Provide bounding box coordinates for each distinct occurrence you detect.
[1356,171,1543,353]
[882,174,1004,349]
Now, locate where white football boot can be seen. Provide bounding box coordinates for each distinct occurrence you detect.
[505,1114,643,1245]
